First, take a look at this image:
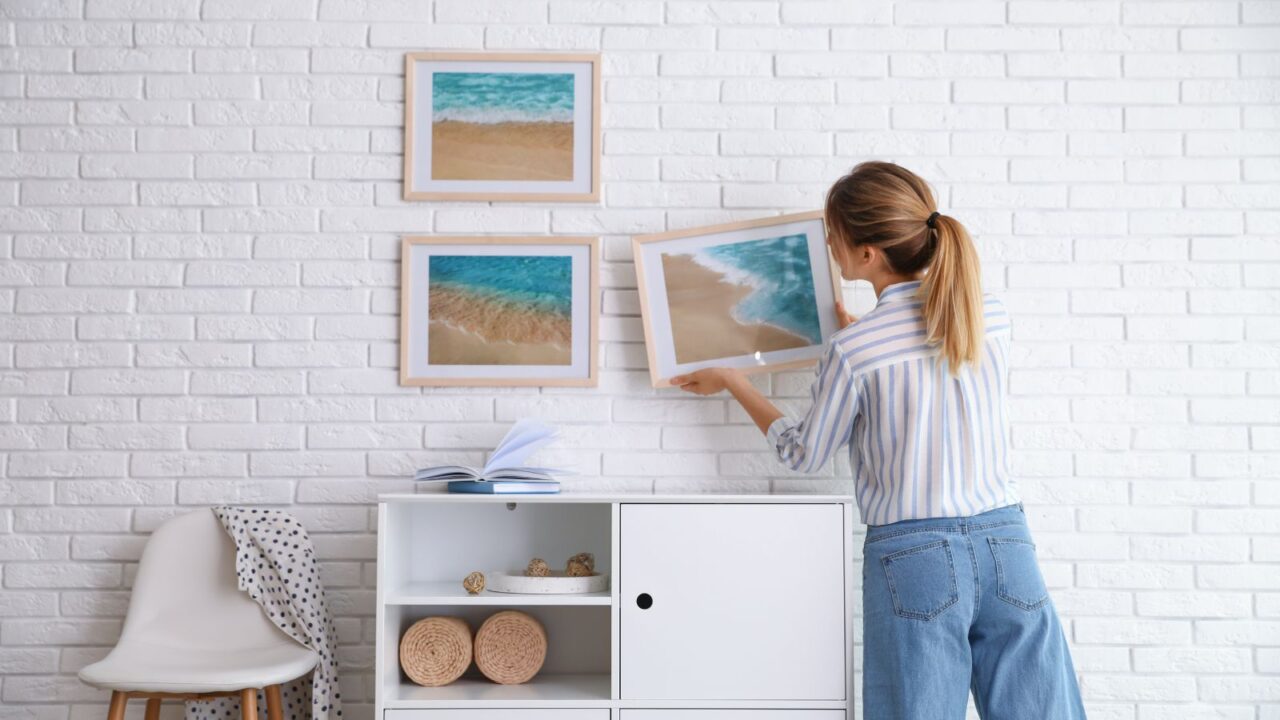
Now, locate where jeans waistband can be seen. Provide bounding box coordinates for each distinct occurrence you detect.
[865,503,1025,543]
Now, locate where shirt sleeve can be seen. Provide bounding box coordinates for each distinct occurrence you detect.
[766,342,860,473]
[984,292,1012,336]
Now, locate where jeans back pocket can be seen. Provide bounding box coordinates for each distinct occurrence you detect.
[988,537,1050,611]
[880,539,959,621]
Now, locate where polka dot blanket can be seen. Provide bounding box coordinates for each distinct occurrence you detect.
[185,507,343,720]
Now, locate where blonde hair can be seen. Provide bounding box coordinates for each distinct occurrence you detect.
[824,161,985,370]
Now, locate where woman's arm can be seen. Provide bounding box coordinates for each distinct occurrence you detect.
[672,343,860,473]
[670,368,781,434]
[672,300,859,438]
[672,302,860,472]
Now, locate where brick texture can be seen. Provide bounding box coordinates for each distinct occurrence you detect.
[0,1,1278,719]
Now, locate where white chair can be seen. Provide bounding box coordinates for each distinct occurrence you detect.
[80,509,319,720]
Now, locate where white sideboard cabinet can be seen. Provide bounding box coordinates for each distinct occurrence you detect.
[376,493,856,720]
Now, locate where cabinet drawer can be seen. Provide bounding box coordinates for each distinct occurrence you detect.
[386,711,609,720]
[616,707,839,712]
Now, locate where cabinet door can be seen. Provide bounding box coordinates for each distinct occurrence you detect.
[621,504,846,700]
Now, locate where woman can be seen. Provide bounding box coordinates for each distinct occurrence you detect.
[672,161,1086,719]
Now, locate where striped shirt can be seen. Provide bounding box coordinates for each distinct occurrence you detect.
[766,280,1018,526]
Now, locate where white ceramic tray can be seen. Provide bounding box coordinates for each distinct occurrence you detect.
[485,570,610,595]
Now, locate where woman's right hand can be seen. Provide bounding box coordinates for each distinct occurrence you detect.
[836,301,858,329]
[670,367,738,396]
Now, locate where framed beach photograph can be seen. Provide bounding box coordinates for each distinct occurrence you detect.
[400,236,599,387]
[633,211,842,388]
[403,52,601,202]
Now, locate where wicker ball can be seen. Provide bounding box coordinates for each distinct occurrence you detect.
[474,610,547,685]
[399,616,472,687]
[566,552,595,576]
[525,558,550,577]
[463,571,485,595]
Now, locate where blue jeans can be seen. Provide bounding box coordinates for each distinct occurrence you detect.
[862,504,1086,719]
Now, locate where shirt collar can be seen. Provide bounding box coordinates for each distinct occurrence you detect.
[875,280,923,307]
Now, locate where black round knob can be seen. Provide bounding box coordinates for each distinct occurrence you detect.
[636,593,653,609]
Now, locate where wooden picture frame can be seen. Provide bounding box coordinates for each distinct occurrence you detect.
[403,52,602,203]
[400,236,599,387]
[633,211,843,388]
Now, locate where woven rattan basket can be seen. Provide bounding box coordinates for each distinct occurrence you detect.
[399,616,472,687]
[474,610,548,685]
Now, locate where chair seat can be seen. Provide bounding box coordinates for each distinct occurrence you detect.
[79,638,319,694]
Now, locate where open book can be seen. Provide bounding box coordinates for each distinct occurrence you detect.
[414,419,560,485]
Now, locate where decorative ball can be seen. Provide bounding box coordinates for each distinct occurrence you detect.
[463,571,485,595]
[566,552,595,576]
[525,558,550,577]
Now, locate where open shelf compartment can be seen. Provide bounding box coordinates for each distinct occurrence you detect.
[380,603,612,707]
[377,499,615,708]
[380,500,613,603]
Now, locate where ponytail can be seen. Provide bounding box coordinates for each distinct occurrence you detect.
[824,161,986,373]
[920,214,984,371]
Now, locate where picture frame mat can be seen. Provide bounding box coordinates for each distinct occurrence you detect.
[633,211,842,388]
[403,52,601,203]
[400,236,599,387]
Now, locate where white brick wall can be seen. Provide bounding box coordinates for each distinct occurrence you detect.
[0,0,1277,718]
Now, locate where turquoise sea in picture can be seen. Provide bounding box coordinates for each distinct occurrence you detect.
[427,255,573,366]
[432,72,575,125]
[431,255,572,315]
[699,234,823,345]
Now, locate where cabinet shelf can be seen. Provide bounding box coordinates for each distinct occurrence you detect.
[387,581,612,606]
[387,674,610,707]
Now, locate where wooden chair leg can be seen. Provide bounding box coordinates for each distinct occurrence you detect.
[240,689,259,720]
[145,699,161,720]
[264,685,283,720]
[107,692,128,720]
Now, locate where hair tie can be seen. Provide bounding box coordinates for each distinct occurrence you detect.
[926,211,940,229]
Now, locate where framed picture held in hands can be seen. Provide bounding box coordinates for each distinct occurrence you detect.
[403,51,601,202]
[400,236,599,387]
[632,211,843,388]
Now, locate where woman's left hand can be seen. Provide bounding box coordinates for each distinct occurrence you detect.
[670,367,740,396]
[836,301,858,329]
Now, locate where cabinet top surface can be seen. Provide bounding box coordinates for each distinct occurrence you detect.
[379,491,855,504]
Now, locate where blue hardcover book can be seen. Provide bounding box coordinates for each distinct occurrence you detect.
[447,480,561,495]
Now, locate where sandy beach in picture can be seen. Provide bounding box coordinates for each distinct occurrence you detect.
[430,71,575,182]
[427,255,573,366]
[432,121,572,181]
[661,233,823,365]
